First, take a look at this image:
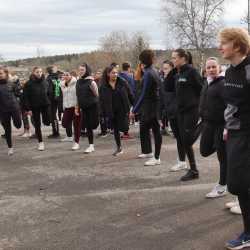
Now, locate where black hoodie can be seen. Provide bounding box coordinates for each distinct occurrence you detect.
[224,56,250,130]
[175,64,203,113]
[0,79,20,113]
[24,76,50,110]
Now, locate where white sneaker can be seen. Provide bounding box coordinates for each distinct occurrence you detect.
[225,198,239,209]
[170,161,188,172]
[206,184,227,198]
[58,121,62,125]
[230,205,242,215]
[21,132,31,138]
[138,153,154,159]
[72,142,80,151]
[84,144,95,154]
[61,137,73,142]
[38,142,45,151]
[144,158,161,166]
[8,148,14,156]
[134,122,139,128]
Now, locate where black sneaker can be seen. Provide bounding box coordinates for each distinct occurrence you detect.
[180,169,199,181]
[1,134,6,138]
[47,133,60,139]
[112,147,123,156]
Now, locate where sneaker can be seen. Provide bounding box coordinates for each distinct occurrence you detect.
[58,121,62,125]
[38,142,45,151]
[21,132,32,138]
[121,134,133,140]
[29,134,37,139]
[8,148,14,156]
[138,153,154,159]
[84,144,95,154]
[170,161,188,172]
[47,133,60,139]
[72,142,80,151]
[61,137,73,142]
[226,198,239,209]
[1,134,6,138]
[134,122,139,128]
[113,147,123,156]
[225,232,250,249]
[144,158,161,166]
[230,205,242,215]
[101,133,108,138]
[180,169,199,181]
[206,184,227,198]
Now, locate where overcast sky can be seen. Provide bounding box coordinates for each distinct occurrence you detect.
[0,0,247,60]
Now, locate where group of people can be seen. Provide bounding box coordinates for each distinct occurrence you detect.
[1,27,250,249]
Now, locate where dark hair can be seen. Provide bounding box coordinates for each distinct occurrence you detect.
[163,60,174,68]
[139,49,155,67]
[174,49,193,65]
[30,66,45,81]
[101,65,117,85]
[110,62,119,67]
[79,63,92,78]
[122,62,131,71]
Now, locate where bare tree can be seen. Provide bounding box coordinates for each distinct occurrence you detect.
[161,0,225,68]
[99,31,130,63]
[129,32,150,67]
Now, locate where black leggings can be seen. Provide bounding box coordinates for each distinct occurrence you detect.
[177,110,200,171]
[200,122,227,185]
[1,110,22,148]
[169,118,186,161]
[238,193,250,235]
[140,118,162,159]
[32,106,51,142]
[113,118,121,148]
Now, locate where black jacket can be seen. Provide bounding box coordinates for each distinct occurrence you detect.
[99,77,134,118]
[76,77,98,109]
[175,64,203,113]
[224,56,250,130]
[132,66,161,121]
[47,72,62,101]
[199,76,226,125]
[0,79,20,113]
[24,76,50,110]
[164,68,178,119]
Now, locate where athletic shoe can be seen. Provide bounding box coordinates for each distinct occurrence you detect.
[61,137,73,142]
[58,121,62,125]
[29,134,37,139]
[121,134,133,140]
[134,122,139,128]
[170,161,188,172]
[47,133,60,139]
[22,132,32,138]
[1,134,6,138]
[8,148,14,156]
[138,153,154,159]
[38,142,45,151]
[84,144,95,154]
[113,147,123,156]
[206,184,227,198]
[225,232,250,249]
[225,198,239,209]
[144,158,161,166]
[72,143,80,151]
[230,205,242,215]
[180,169,199,181]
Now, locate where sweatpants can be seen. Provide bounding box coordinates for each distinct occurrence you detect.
[200,122,227,185]
[140,118,162,159]
[1,110,22,148]
[50,100,60,135]
[32,106,51,142]
[62,107,81,143]
[177,109,199,171]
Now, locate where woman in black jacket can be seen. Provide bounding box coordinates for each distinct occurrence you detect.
[100,65,134,156]
[219,27,250,250]
[0,66,22,155]
[171,49,203,181]
[199,57,227,198]
[131,50,162,166]
[24,67,51,151]
[76,63,99,153]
